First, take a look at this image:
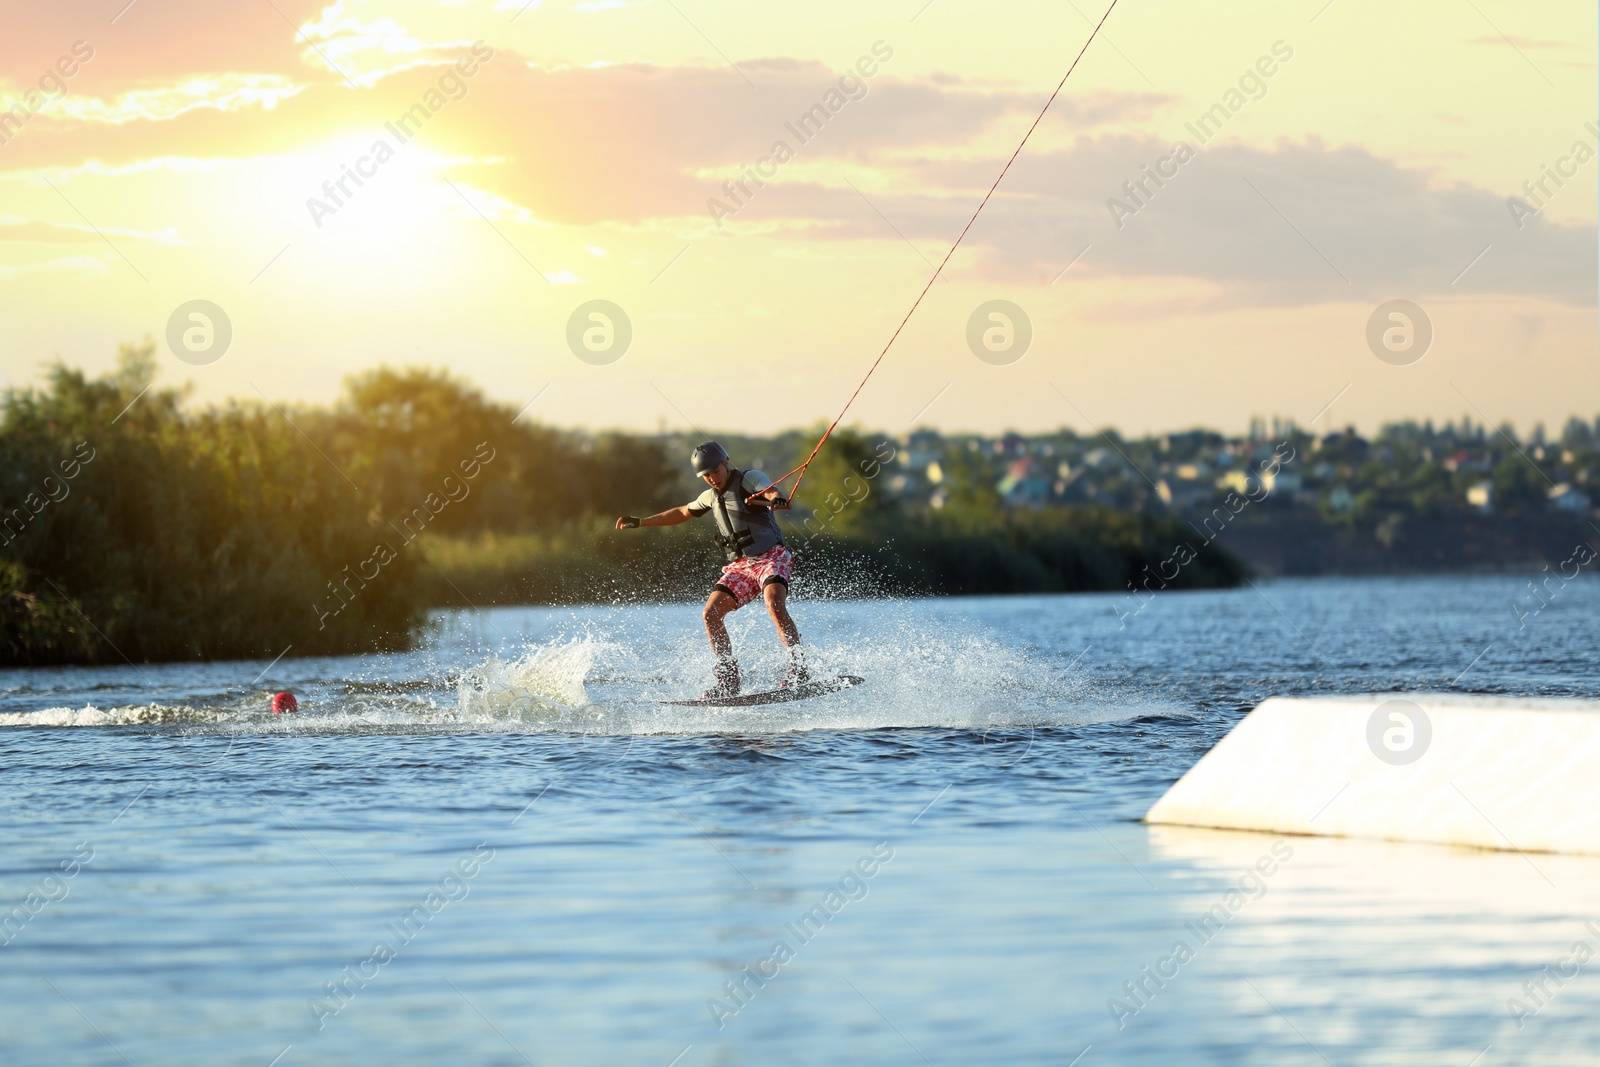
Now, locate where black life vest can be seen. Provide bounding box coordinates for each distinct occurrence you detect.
[710,469,784,561]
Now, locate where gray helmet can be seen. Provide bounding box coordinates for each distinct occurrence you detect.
[690,441,729,475]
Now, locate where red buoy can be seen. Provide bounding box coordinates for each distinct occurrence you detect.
[271,691,298,715]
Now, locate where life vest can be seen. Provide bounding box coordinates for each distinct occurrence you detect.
[710,469,785,561]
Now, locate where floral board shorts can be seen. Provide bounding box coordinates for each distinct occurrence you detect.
[714,545,794,608]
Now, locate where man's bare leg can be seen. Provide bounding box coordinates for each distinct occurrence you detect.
[703,588,738,657]
[762,582,800,647]
[702,589,741,695]
[764,582,809,686]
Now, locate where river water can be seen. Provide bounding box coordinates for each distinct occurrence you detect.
[1,575,1597,1066]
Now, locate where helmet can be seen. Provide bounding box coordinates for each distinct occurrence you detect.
[690,441,729,475]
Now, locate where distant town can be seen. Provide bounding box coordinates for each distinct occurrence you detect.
[701,416,1600,521]
[678,415,1600,577]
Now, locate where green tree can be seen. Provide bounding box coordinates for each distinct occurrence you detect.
[0,347,424,665]
[936,445,1002,527]
[1490,455,1545,513]
[789,429,898,540]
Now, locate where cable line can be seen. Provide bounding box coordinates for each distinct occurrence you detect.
[767,0,1124,506]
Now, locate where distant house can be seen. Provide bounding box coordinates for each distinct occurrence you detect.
[1443,452,1491,474]
[1548,484,1592,513]
[1272,470,1303,492]
[1158,479,1215,513]
[1220,466,1301,498]
[995,433,1027,456]
[1466,482,1493,513]
[1216,470,1252,495]
[997,458,1051,507]
[1327,486,1355,512]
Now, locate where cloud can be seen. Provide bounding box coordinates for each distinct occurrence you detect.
[52,75,309,124]
[0,49,1164,219]
[0,0,329,86]
[298,3,488,85]
[0,254,109,280]
[0,0,475,109]
[0,32,1164,214]
[438,59,1165,225]
[717,135,1595,308]
[0,216,182,244]
[0,27,1583,313]
[0,66,445,171]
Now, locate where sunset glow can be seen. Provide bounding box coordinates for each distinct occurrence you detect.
[1,0,1593,436]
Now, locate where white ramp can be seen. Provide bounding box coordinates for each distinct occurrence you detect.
[1145,694,1600,856]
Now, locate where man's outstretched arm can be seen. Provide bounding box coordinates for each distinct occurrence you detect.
[616,505,695,530]
[747,486,790,508]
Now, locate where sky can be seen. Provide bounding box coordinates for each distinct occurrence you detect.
[0,0,1594,439]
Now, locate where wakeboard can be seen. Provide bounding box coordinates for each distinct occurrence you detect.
[661,675,864,707]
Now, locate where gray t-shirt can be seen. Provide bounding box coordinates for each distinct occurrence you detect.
[687,470,773,516]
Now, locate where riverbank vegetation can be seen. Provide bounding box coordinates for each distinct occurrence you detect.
[1,351,1244,665]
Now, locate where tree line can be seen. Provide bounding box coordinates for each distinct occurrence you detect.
[0,347,1244,666]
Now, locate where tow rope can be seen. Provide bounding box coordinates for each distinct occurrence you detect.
[760,0,1123,508]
